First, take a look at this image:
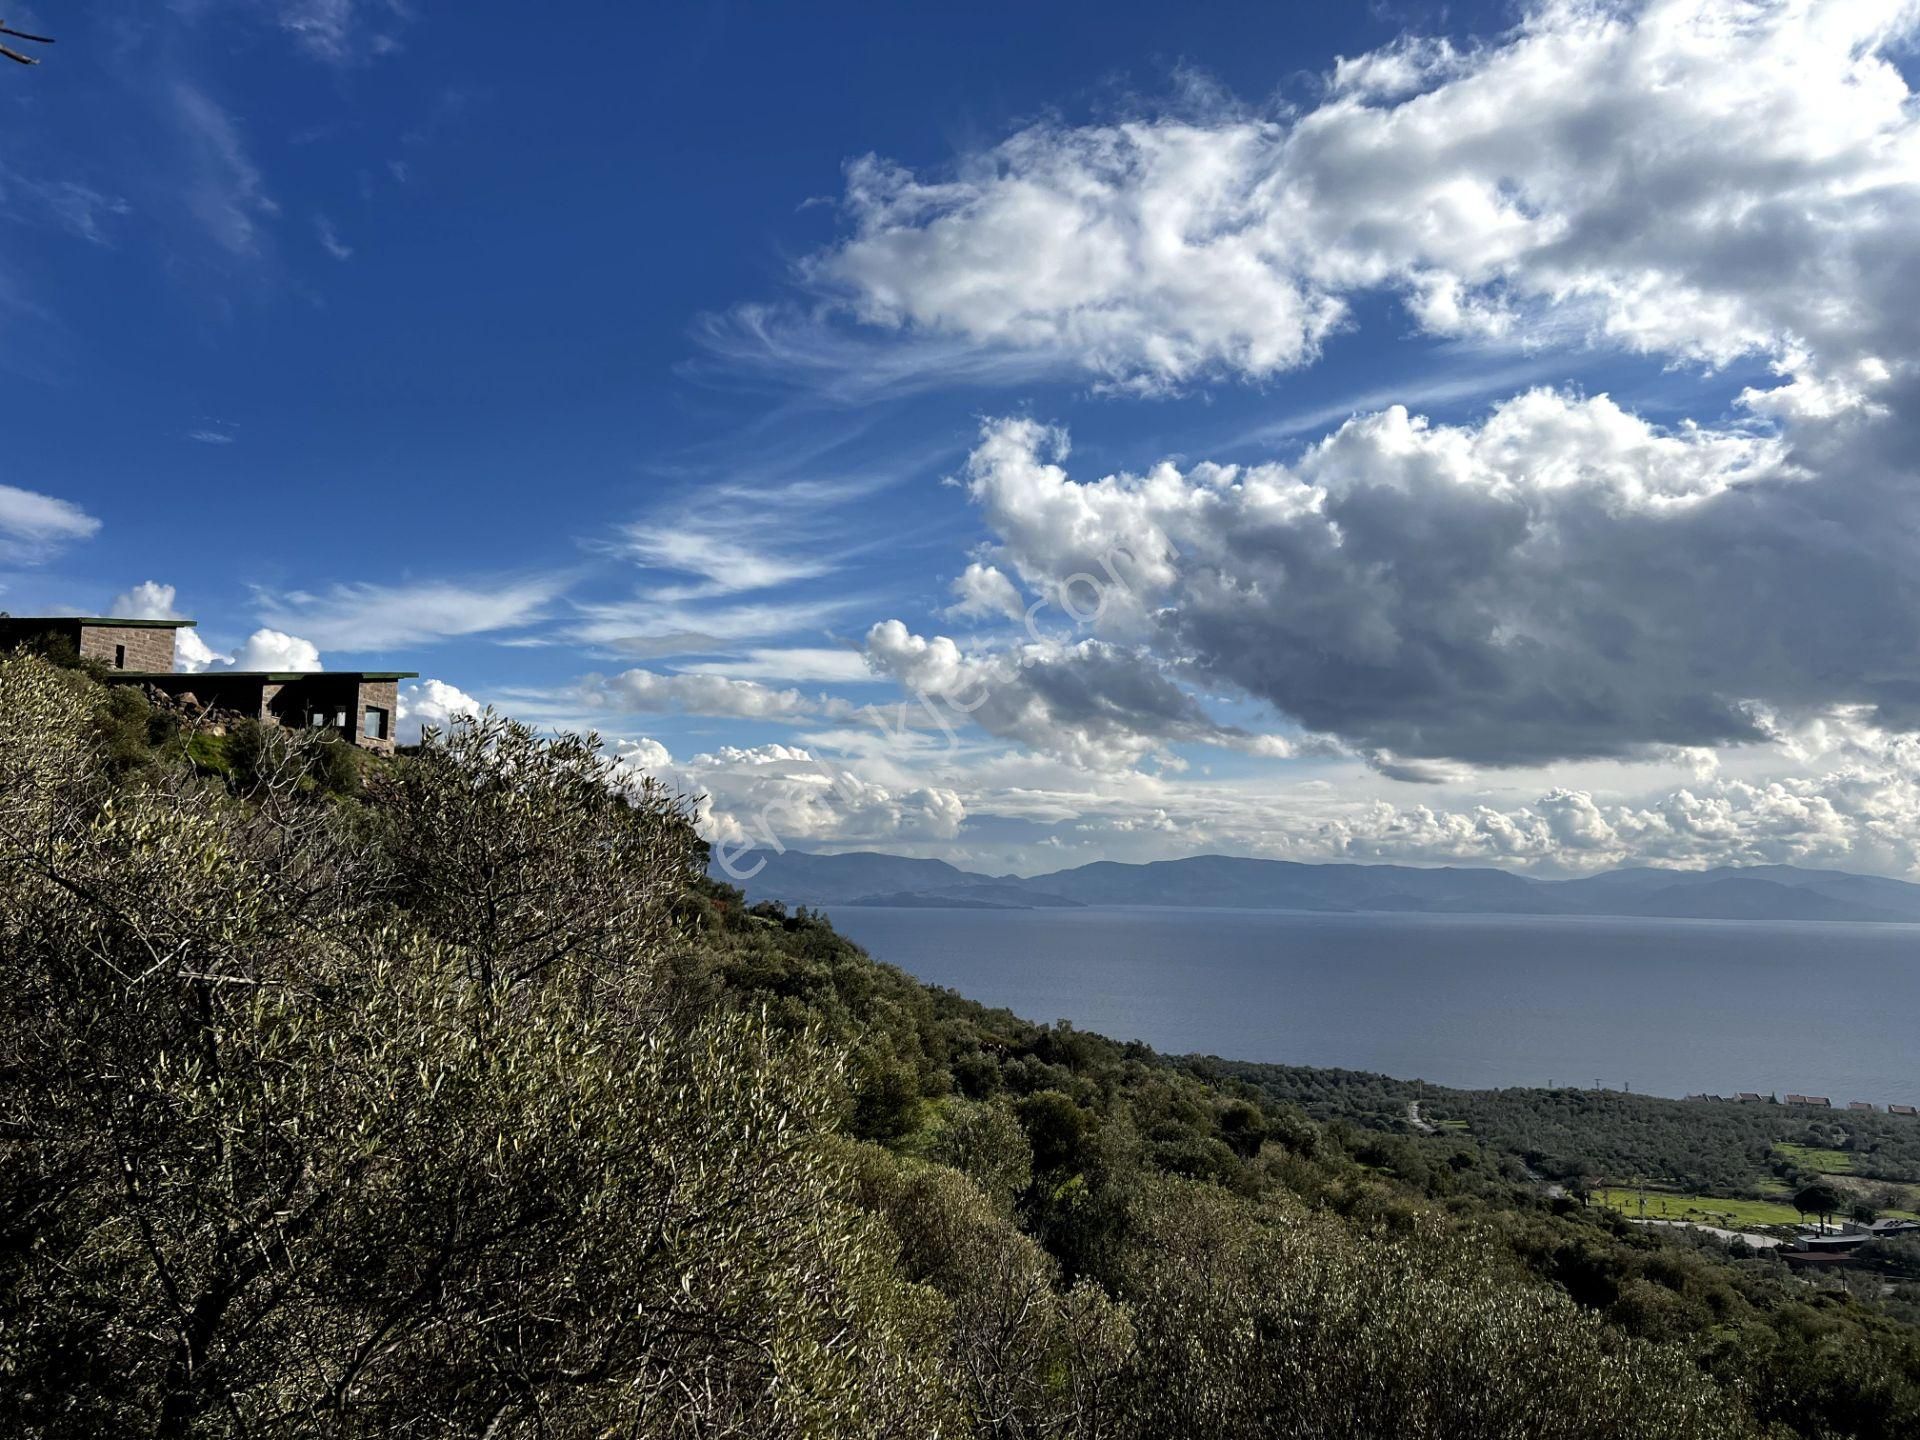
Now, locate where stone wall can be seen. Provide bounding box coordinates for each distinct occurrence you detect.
[354,679,400,754]
[77,625,179,672]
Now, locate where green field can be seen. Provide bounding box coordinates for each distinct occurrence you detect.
[1774,1142,1854,1173]
[1595,1187,1806,1229]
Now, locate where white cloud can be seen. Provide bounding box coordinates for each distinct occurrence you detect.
[0,164,131,246]
[1328,35,1465,101]
[0,482,100,561]
[946,561,1027,622]
[755,0,1920,401]
[616,736,674,770]
[277,0,361,61]
[673,744,966,852]
[954,395,1886,767]
[109,581,186,620]
[679,647,877,684]
[258,575,564,649]
[395,678,481,744]
[691,742,816,766]
[170,83,278,257]
[253,1,411,66]
[619,523,835,595]
[175,628,226,672]
[576,470,884,661]
[1305,757,1920,876]
[614,469,893,598]
[862,618,1299,770]
[233,628,323,671]
[625,0,1920,875]
[178,627,324,674]
[568,594,858,658]
[756,714,1920,875]
[595,734,964,852]
[575,668,829,722]
[314,214,353,260]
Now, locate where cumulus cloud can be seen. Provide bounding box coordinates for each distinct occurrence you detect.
[612,737,965,855]
[946,562,1027,622]
[233,629,323,671]
[178,627,325,674]
[395,678,482,744]
[694,751,966,854]
[873,714,1920,875]
[863,618,1298,770]
[613,736,674,774]
[953,390,1920,767]
[557,1,1920,877]
[1309,753,1920,877]
[109,581,185,621]
[175,629,227,672]
[0,483,100,561]
[771,0,1920,398]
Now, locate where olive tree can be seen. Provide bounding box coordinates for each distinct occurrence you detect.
[371,712,703,1004]
[0,660,953,1437]
[1115,1176,1758,1440]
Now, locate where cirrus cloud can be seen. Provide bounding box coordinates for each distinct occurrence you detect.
[0,483,100,562]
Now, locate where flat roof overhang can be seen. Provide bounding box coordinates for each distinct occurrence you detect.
[3,615,198,628]
[112,671,419,682]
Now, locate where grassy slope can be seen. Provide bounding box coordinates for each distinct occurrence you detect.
[1596,1187,1811,1229]
[1777,1142,1855,1173]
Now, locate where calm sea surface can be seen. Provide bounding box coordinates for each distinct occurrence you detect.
[823,906,1920,1103]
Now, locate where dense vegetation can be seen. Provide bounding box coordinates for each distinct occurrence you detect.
[1211,1062,1920,1196]
[3,652,1917,1437]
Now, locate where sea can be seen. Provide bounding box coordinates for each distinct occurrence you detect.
[822,905,1920,1103]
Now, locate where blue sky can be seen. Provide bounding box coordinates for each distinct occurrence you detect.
[7,1,1920,877]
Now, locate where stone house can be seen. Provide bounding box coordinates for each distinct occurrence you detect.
[0,614,190,671]
[0,614,415,755]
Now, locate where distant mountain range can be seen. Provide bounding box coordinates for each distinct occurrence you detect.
[712,850,1920,924]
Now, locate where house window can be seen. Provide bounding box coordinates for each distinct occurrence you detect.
[114,644,126,669]
[334,710,349,730]
[363,706,388,741]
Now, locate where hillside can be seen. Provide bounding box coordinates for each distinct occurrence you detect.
[725,848,1920,922]
[5,652,1919,1438]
